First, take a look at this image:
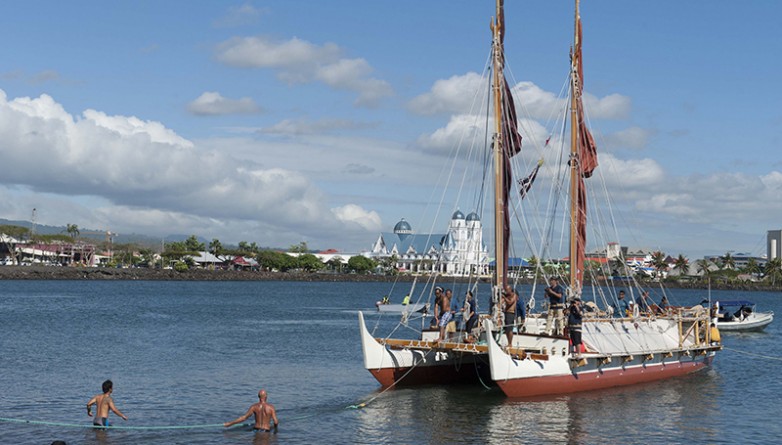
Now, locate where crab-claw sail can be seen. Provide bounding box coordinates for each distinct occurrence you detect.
[571,3,598,293]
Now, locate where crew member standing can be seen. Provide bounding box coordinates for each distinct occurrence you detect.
[567,298,583,356]
[544,277,565,335]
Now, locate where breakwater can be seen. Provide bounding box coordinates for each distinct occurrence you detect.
[0,265,416,282]
[0,266,779,291]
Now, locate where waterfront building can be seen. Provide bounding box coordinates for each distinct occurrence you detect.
[768,230,782,264]
[367,211,489,276]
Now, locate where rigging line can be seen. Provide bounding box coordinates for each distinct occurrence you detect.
[721,346,782,361]
[461,66,494,213]
[346,349,435,410]
[477,64,493,216]
[508,77,570,257]
[424,53,494,246]
[525,102,568,279]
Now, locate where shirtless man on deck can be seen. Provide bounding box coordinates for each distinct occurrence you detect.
[224,389,279,433]
[86,380,127,427]
[434,287,452,343]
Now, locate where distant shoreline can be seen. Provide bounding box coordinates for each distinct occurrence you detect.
[0,265,780,292]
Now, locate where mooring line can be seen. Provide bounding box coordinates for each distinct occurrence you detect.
[0,417,248,430]
[722,346,782,361]
[346,349,434,410]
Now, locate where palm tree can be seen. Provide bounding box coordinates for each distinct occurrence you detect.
[764,257,782,285]
[527,255,540,281]
[326,256,344,273]
[720,252,735,270]
[673,254,690,276]
[696,259,712,279]
[65,223,80,240]
[650,251,668,280]
[209,239,223,270]
[743,257,760,277]
[64,224,80,265]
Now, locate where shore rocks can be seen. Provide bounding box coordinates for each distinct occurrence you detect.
[0,266,779,291]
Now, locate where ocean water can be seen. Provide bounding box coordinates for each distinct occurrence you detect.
[0,280,779,444]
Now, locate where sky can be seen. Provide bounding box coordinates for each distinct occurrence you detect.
[0,1,780,259]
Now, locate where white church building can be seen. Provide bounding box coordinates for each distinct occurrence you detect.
[367,210,489,276]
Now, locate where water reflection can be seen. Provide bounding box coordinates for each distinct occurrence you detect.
[354,370,722,445]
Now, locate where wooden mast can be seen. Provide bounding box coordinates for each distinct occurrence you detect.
[568,0,581,296]
[491,0,505,294]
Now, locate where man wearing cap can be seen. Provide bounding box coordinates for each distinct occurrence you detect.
[544,277,565,335]
[567,298,583,356]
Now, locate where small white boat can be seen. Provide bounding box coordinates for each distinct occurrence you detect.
[375,301,428,314]
[715,300,773,332]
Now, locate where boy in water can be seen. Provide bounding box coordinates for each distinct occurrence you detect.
[86,380,128,427]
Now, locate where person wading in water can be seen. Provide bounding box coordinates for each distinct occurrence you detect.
[224,389,279,433]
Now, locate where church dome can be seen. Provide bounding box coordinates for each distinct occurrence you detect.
[452,209,465,220]
[466,212,480,222]
[393,218,412,234]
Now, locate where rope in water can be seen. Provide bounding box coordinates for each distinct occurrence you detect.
[0,417,249,430]
[473,357,492,390]
[2,350,440,428]
[346,349,434,410]
[722,346,782,361]
[1,392,386,430]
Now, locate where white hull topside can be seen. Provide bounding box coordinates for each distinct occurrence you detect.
[484,317,719,398]
[358,311,491,387]
[376,303,427,314]
[716,312,773,331]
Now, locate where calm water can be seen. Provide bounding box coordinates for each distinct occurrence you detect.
[0,280,780,445]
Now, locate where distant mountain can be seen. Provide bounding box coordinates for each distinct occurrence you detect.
[0,218,170,248]
[0,218,282,251]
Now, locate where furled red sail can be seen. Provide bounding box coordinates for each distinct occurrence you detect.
[573,13,598,289]
[501,73,522,284]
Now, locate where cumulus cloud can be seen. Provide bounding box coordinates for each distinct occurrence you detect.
[260,118,376,136]
[213,3,267,28]
[343,163,375,175]
[30,70,60,84]
[416,114,484,152]
[631,170,782,239]
[594,152,665,188]
[0,89,381,246]
[408,75,631,120]
[408,72,486,115]
[187,91,261,116]
[635,193,698,216]
[1,69,61,85]
[583,93,631,120]
[416,113,549,156]
[602,126,652,151]
[332,204,381,231]
[215,36,392,106]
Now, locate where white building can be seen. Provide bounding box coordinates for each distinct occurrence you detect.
[368,211,489,276]
[768,230,782,263]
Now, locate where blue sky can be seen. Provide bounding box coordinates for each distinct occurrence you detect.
[0,1,779,259]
